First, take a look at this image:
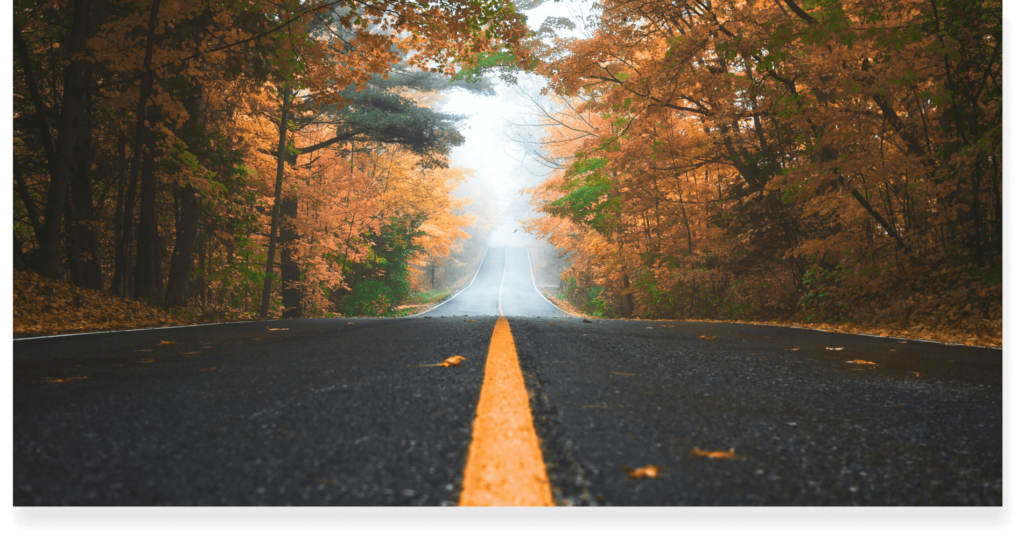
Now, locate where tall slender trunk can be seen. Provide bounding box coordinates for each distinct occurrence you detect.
[68,70,103,289]
[134,140,160,300]
[111,137,128,294]
[166,84,205,307]
[32,0,93,279]
[131,0,163,301]
[280,195,303,318]
[259,89,293,318]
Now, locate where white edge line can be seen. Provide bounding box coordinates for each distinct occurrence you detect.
[524,246,573,317]
[13,319,263,342]
[407,246,490,318]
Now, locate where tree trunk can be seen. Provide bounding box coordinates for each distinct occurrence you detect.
[165,84,205,307]
[111,137,128,294]
[195,227,207,306]
[280,195,303,318]
[34,0,93,279]
[68,70,103,289]
[127,0,162,299]
[259,89,293,318]
[621,272,634,318]
[134,141,160,301]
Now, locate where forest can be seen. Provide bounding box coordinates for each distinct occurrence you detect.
[526,0,1001,343]
[13,0,531,320]
[12,0,1002,345]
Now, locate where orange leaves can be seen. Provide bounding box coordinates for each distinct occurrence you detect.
[690,448,742,460]
[847,360,876,366]
[698,335,716,340]
[623,465,659,479]
[12,270,189,338]
[414,355,465,368]
[161,341,176,345]
[439,355,464,368]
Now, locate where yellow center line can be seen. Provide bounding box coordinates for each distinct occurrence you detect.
[458,316,554,506]
[498,247,508,316]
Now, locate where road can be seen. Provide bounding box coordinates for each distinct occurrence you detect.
[13,246,1002,505]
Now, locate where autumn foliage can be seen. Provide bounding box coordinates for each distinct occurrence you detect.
[526,0,1001,345]
[13,0,530,321]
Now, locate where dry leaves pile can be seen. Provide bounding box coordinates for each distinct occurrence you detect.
[13,269,190,337]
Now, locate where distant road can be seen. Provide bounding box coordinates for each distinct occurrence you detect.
[422,246,567,318]
[14,246,1000,505]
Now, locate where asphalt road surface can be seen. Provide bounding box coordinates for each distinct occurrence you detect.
[13,246,1001,505]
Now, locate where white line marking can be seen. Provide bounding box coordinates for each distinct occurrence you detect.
[13,319,260,342]
[411,246,490,317]
[524,246,573,317]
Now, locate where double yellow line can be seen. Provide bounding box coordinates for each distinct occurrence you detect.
[458,316,554,506]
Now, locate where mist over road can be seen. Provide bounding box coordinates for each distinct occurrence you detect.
[13,244,1000,505]
[423,246,566,318]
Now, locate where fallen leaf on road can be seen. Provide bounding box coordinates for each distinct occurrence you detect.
[698,335,716,340]
[847,360,876,366]
[200,367,216,372]
[786,347,799,351]
[582,319,591,323]
[826,347,844,351]
[183,351,201,355]
[623,465,659,479]
[136,349,153,352]
[611,371,634,376]
[439,355,464,367]
[691,447,742,459]
[138,359,155,364]
[267,326,288,331]
[37,376,89,383]
[160,341,176,345]
[911,371,921,377]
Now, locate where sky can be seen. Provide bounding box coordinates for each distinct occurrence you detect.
[439,0,592,247]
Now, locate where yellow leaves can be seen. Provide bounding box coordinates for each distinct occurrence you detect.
[691,447,742,459]
[414,355,465,368]
[698,335,716,340]
[847,360,876,366]
[439,355,464,367]
[624,465,659,479]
